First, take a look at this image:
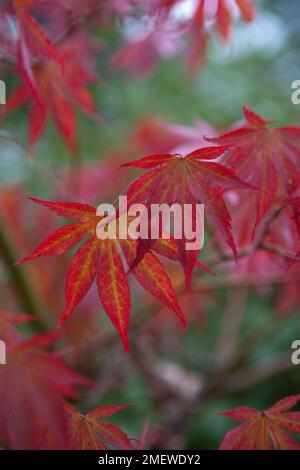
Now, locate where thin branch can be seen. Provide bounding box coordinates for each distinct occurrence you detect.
[192,272,297,292]
[215,287,248,366]
[222,353,292,393]
[204,203,292,268]
[0,221,44,331]
[260,242,298,260]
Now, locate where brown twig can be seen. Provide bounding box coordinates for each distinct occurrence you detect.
[0,221,45,331]
[215,287,248,366]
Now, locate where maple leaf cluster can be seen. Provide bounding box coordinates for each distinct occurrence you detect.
[16,107,300,354]
[0,0,255,151]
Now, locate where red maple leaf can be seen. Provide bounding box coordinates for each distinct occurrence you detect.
[207,107,300,236]
[16,197,192,351]
[111,26,180,78]
[65,403,133,450]
[3,32,99,152]
[120,146,252,286]
[219,394,300,450]
[0,311,92,449]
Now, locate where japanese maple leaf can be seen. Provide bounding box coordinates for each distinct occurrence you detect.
[3,33,98,152]
[0,312,92,450]
[16,197,189,351]
[111,27,180,78]
[219,394,300,450]
[65,403,133,450]
[120,146,252,286]
[207,106,300,236]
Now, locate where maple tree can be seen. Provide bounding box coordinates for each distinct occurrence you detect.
[1,0,300,453]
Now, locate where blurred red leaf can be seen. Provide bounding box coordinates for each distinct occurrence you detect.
[3,32,99,152]
[130,117,217,156]
[0,312,92,449]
